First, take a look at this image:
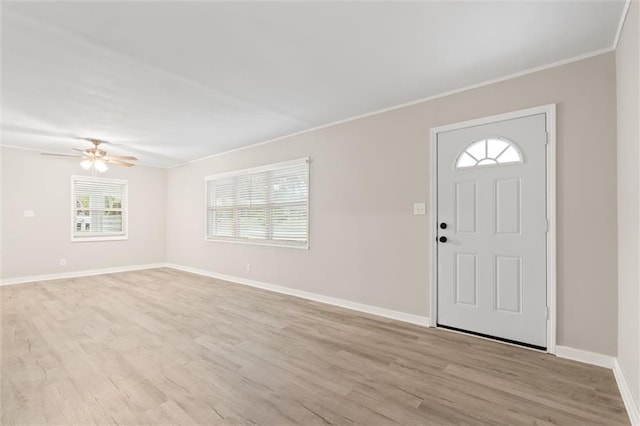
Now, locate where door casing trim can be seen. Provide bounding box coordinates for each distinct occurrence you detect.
[428,104,557,354]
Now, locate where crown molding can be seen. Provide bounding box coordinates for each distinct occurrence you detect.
[168,47,613,169]
[613,0,632,50]
[3,44,618,170]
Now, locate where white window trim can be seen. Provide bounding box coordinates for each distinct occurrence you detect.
[204,157,310,249]
[70,175,129,243]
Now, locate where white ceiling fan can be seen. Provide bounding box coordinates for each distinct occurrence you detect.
[42,138,138,173]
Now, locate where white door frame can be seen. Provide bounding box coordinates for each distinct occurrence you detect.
[429,104,557,354]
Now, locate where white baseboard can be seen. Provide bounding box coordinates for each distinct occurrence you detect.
[0,263,168,286]
[614,360,640,425]
[548,346,640,424]
[165,263,430,327]
[555,346,616,369]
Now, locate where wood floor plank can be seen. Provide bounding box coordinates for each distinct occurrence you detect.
[1,268,630,425]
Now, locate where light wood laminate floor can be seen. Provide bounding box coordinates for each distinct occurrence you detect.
[1,268,629,425]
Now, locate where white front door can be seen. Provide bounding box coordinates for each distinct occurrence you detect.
[436,113,547,348]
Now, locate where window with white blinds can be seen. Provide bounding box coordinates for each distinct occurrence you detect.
[71,176,128,241]
[205,158,309,248]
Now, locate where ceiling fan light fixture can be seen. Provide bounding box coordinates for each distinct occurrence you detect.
[94,160,108,173]
[42,138,137,172]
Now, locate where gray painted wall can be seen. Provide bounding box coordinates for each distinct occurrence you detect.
[166,53,618,356]
[616,0,640,410]
[1,147,167,278]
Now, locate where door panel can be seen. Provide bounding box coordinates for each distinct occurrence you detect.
[455,253,478,306]
[495,255,522,313]
[437,113,547,348]
[455,182,477,233]
[495,178,522,234]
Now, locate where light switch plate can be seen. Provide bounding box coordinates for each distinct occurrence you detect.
[23,210,35,218]
[413,203,426,215]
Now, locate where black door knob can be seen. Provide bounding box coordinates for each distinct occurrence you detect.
[439,236,447,243]
[440,223,447,229]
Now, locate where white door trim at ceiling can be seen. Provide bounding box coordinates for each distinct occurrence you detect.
[428,104,557,354]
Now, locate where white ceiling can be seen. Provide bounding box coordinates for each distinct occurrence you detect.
[1,1,626,167]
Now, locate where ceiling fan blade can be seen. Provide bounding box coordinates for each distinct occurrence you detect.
[72,148,88,152]
[107,155,138,161]
[41,153,82,157]
[106,159,135,167]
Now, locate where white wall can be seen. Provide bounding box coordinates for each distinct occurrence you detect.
[616,0,640,412]
[167,53,619,356]
[1,147,167,279]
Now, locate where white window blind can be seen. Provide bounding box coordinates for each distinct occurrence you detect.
[205,158,309,248]
[71,176,128,241]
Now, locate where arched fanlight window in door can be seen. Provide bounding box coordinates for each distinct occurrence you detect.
[456,138,523,169]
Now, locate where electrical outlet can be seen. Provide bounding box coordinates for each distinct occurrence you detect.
[246,263,251,272]
[59,259,66,266]
[23,210,35,218]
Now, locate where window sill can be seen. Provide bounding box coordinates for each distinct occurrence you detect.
[204,237,309,250]
[71,235,129,243]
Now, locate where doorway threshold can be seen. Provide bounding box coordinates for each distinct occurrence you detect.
[437,324,547,352]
